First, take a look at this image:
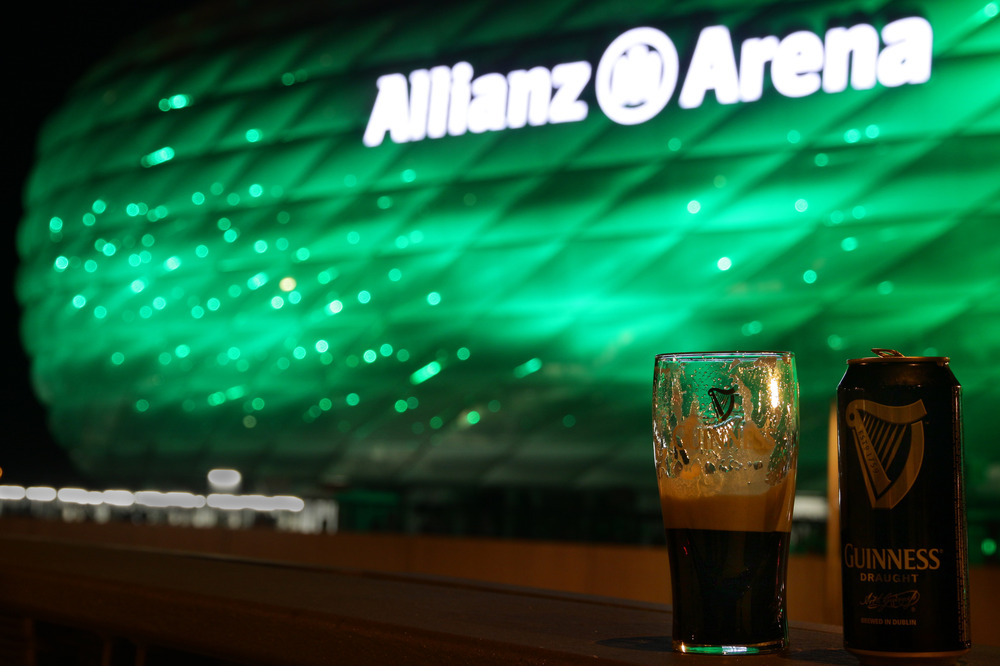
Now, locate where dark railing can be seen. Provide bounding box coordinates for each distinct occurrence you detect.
[1,519,998,665]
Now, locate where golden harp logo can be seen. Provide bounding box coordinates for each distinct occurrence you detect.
[845,399,926,509]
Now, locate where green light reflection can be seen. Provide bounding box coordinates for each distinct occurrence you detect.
[11,0,1000,517]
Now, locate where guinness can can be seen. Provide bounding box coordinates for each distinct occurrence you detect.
[837,349,970,662]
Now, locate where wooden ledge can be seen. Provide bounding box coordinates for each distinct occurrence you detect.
[1,531,997,665]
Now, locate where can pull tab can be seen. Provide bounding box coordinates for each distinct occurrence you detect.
[872,348,905,358]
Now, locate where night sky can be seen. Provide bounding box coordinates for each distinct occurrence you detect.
[6,1,203,487]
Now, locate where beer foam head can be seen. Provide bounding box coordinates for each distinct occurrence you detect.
[657,471,796,532]
[656,420,798,531]
[652,352,798,530]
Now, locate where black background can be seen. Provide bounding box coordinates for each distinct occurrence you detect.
[5,1,203,487]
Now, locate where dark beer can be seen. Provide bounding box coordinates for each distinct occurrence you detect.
[666,528,788,652]
[658,481,794,654]
[837,349,970,662]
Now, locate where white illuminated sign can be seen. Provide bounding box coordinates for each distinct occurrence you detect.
[594,26,680,125]
[363,61,591,146]
[363,16,932,147]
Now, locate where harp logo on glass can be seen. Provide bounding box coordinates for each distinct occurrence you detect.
[363,16,933,146]
[708,386,737,421]
[844,399,926,510]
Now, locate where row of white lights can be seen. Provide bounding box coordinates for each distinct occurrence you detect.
[0,485,304,512]
[0,483,824,518]
[0,469,304,513]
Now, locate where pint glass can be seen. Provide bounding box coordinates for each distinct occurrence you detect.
[652,351,799,655]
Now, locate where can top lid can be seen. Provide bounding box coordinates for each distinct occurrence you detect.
[847,348,950,365]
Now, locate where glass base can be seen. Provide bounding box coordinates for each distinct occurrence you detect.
[673,637,787,655]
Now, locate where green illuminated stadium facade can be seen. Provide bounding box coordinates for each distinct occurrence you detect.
[15,0,1000,540]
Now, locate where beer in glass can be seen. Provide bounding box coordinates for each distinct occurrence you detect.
[652,351,799,655]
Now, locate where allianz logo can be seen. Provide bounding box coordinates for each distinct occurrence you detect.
[363,17,932,147]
